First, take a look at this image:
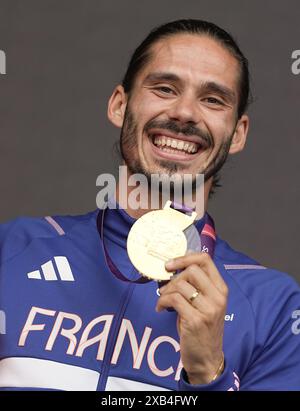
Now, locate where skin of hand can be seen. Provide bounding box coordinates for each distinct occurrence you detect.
[156,251,228,385]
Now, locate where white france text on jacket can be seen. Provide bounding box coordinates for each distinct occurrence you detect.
[18,306,183,380]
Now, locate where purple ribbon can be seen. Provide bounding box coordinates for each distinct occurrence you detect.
[97,205,216,285]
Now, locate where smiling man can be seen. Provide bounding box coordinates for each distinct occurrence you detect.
[110,33,247,184]
[0,19,300,391]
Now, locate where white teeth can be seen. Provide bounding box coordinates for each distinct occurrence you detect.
[152,135,199,154]
[161,147,185,154]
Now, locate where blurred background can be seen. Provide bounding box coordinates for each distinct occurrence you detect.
[0,0,299,282]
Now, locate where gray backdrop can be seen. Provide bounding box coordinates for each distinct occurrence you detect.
[0,0,299,282]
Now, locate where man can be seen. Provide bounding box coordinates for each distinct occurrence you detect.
[0,19,299,391]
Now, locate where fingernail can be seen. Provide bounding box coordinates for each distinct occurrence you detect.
[165,259,174,269]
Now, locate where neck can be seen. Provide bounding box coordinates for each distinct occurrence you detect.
[114,167,212,220]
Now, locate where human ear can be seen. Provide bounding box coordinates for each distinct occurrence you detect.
[229,114,249,154]
[107,85,127,128]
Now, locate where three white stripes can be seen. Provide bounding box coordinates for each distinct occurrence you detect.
[27,256,74,281]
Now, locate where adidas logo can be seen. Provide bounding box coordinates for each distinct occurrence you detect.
[27,256,74,281]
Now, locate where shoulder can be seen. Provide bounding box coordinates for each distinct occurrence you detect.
[215,235,300,320]
[0,210,99,265]
[215,235,299,288]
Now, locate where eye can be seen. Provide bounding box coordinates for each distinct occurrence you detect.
[203,97,224,105]
[155,86,175,94]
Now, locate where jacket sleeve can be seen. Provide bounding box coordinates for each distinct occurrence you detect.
[178,362,240,391]
[239,284,300,391]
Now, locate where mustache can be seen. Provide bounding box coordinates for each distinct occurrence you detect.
[144,119,212,147]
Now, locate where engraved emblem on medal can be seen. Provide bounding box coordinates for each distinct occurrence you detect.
[127,200,198,281]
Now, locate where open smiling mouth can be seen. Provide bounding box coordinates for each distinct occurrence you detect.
[148,133,206,159]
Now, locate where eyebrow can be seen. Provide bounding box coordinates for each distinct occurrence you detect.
[201,81,236,104]
[144,72,180,84]
[143,71,236,104]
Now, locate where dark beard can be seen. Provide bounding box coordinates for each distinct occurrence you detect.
[119,104,235,190]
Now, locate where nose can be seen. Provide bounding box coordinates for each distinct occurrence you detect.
[166,92,200,124]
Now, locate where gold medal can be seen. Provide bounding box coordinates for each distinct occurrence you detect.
[127,201,197,281]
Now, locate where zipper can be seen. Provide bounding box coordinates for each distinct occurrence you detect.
[97,282,135,391]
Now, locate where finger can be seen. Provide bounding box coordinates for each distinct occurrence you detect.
[160,278,199,302]
[158,286,226,325]
[156,291,199,319]
[161,267,216,299]
[161,270,225,308]
[165,252,227,295]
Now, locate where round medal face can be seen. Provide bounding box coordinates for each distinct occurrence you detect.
[127,209,187,281]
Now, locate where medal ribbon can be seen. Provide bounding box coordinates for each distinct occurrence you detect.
[97,204,216,284]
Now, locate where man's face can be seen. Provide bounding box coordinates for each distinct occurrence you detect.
[115,34,246,183]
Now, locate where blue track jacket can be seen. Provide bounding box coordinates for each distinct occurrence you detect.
[0,206,299,391]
